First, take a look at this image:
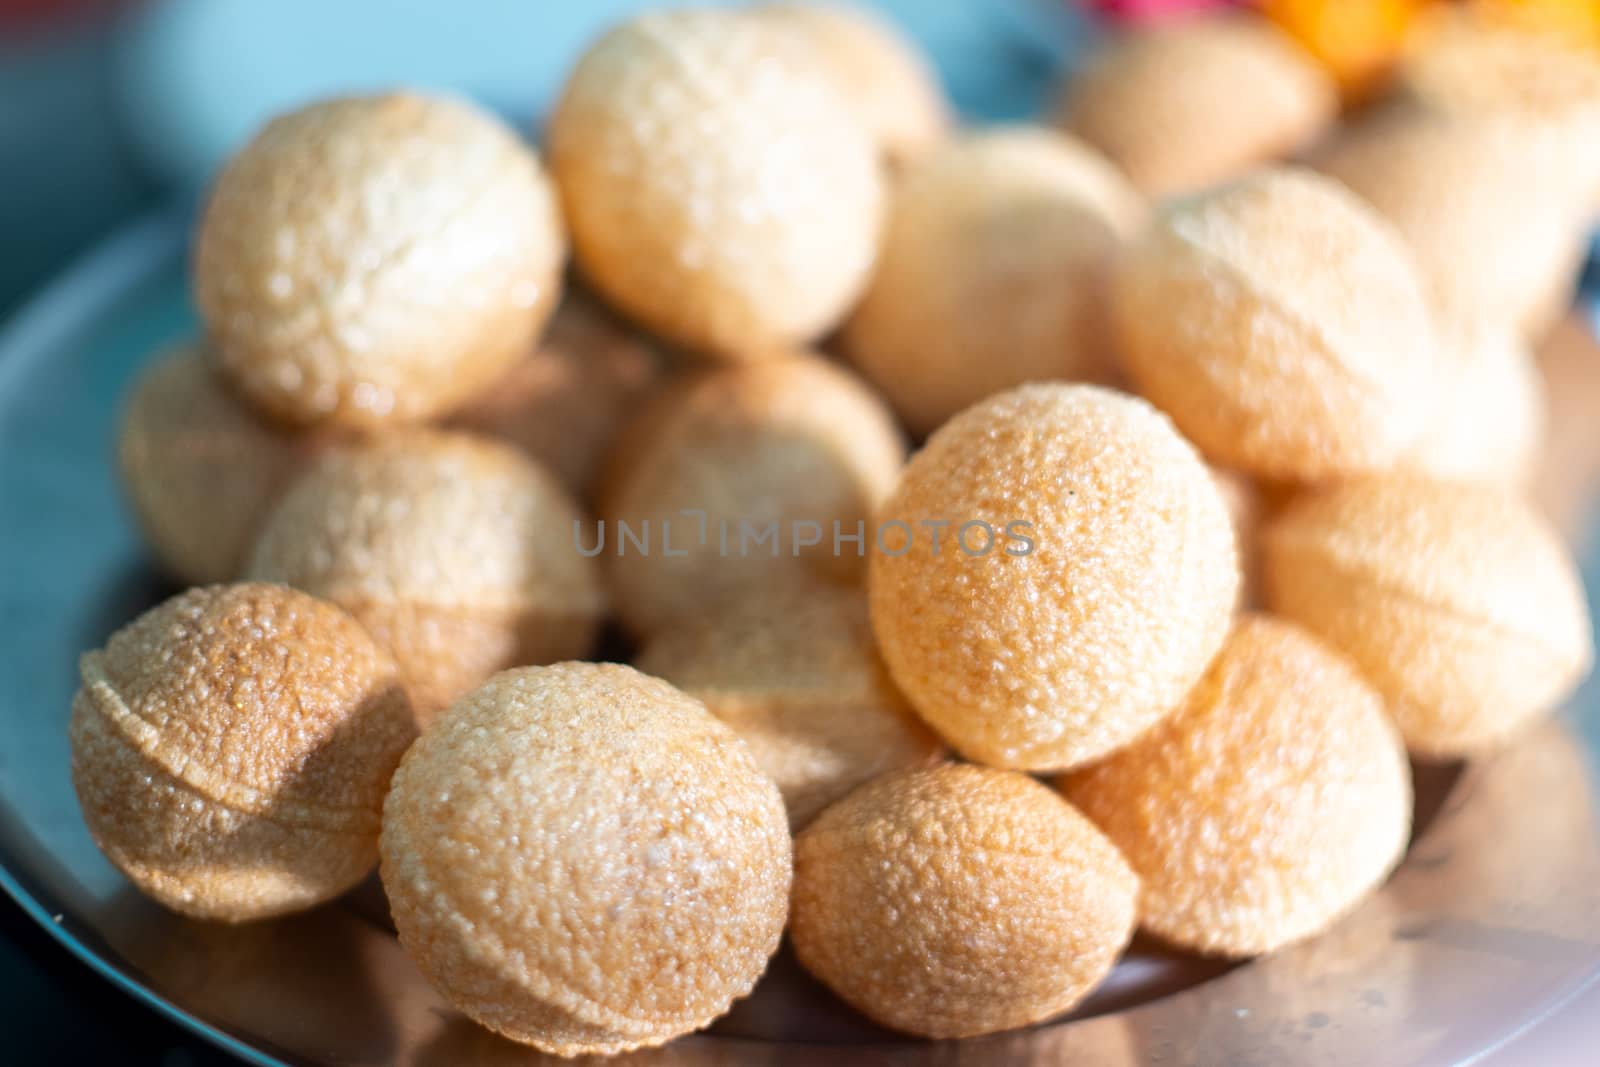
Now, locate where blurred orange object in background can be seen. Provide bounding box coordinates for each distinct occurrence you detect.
[1262,0,1439,101]
[1469,0,1600,47]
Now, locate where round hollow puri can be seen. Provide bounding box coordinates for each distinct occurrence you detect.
[633,586,943,830]
[1114,167,1440,481]
[1060,615,1413,957]
[842,126,1145,437]
[1056,14,1336,199]
[69,583,416,921]
[868,383,1239,772]
[195,92,565,428]
[1263,475,1594,758]
[790,763,1138,1039]
[548,8,884,358]
[600,354,904,638]
[246,430,604,725]
[380,662,791,1056]
[118,342,314,586]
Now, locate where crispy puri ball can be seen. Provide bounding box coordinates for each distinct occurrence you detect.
[1061,615,1412,957]
[1312,108,1589,340]
[195,93,565,428]
[1212,466,1262,609]
[69,583,415,921]
[446,290,663,503]
[380,663,790,1056]
[869,384,1238,772]
[1402,315,1545,485]
[1263,476,1594,757]
[791,763,1138,1039]
[246,431,603,725]
[1114,167,1440,481]
[548,9,884,358]
[1533,313,1600,547]
[633,586,942,830]
[1056,15,1336,199]
[841,127,1145,436]
[118,342,316,585]
[752,2,948,167]
[600,354,904,637]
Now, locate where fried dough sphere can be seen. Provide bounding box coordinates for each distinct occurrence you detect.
[1264,476,1594,757]
[869,384,1238,772]
[548,9,883,358]
[791,763,1138,1039]
[753,2,948,168]
[195,93,565,428]
[118,342,314,585]
[70,583,415,921]
[1114,167,1440,481]
[842,127,1145,436]
[600,354,904,637]
[246,431,603,725]
[1061,615,1412,957]
[1056,15,1336,199]
[633,586,942,830]
[380,663,790,1056]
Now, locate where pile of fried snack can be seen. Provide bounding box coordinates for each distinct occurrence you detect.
[69,3,1600,1056]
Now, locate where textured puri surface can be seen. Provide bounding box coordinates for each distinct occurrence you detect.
[1264,476,1594,757]
[380,663,790,1056]
[1061,615,1413,957]
[869,383,1238,771]
[69,584,415,921]
[791,763,1138,1039]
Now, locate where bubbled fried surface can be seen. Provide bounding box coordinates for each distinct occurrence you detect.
[1057,15,1335,198]
[869,384,1238,772]
[1061,616,1412,957]
[1114,168,1440,481]
[600,354,904,637]
[246,430,603,722]
[1264,476,1594,757]
[842,127,1145,436]
[634,585,943,830]
[118,343,310,586]
[379,663,791,1056]
[790,763,1138,1039]
[195,93,564,428]
[70,583,416,920]
[548,9,884,358]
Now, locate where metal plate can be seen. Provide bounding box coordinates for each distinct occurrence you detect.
[2,211,1599,1066]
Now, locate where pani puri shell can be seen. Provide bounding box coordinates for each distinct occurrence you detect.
[633,586,942,830]
[790,763,1138,1039]
[600,354,904,637]
[841,127,1145,436]
[1263,475,1594,757]
[380,662,790,1056]
[753,2,948,167]
[246,430,603,725]
[1113,167,1440,481]
[1056,15,1337,198]
[1060,615,1413,957]
[1533,312,1600,547]
[195,93,565,428]
[869,384,1238,772]
[118,342,313,585]
[446,290,663,502]
[69,583,415,921]
[548,9,884,358]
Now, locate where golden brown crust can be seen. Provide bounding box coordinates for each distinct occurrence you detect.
[69,583,415,921]
[791,763,1138,1039]
[1263,476,1594,756]
[842,127,1145,436]
[380,663,790,1056]
[1114,167,1440,480]
[195,93,564,428]
[547,9,884,357]
[869,384,1238,771]
[1060,615,1412,957]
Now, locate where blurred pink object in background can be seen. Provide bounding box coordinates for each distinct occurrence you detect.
[1082,0,1246,23]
